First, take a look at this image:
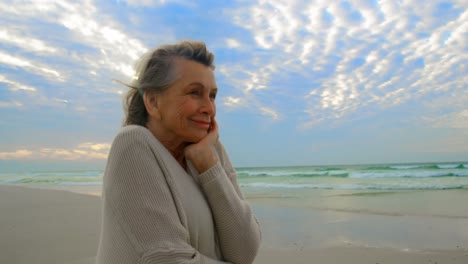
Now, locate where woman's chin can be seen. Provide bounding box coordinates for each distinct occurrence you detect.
[185,131,208,143]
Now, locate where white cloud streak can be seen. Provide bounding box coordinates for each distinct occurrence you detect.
[0,74,37,92]
[0,29,59,54]
[0,143,111,160]
[0,149,33,159]
[0,51,64,81]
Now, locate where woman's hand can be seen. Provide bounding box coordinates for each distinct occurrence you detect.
[184,119,219,173]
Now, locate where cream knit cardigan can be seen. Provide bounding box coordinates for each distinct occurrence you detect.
[96,125,261,264]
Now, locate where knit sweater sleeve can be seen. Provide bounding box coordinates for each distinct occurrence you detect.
[103,126,229,264]
[197,142,262,264]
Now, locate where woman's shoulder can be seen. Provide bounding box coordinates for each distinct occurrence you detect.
[114,125,153,140]
[110,125,156,149]
[119,124,150,135]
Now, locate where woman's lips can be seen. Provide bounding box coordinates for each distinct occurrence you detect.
[192,119,211,128]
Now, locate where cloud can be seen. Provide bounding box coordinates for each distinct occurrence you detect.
[0,29,58,54]
[0,51,64,81]
[225,0,467,129]
[223,96,245,108]
[39,147,108,160]
[0,0,156,114]
[0,74,37,92]
[40,143,111,160]
[218,62,282,120]
[56,3,148,77]
[77,143,111,152]
[0,143,111,160]
[225,38,242,49]
[0,1,148,80]
[260,107,280,120]
[0,29,59,54]
[0,149,33,159]
[0,73,73,110]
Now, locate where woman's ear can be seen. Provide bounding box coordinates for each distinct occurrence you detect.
[143,92,162,121]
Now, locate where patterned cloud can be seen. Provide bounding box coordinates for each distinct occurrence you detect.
[225,0,467,128]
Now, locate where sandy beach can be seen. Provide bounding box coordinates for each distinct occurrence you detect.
[1,184,467,264]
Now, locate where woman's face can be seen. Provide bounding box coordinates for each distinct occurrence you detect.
[148,59,217,145]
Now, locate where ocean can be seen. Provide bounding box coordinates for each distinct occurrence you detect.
[1,161,467,192]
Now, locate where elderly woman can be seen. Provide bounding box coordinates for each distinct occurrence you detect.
[96,41,261,264]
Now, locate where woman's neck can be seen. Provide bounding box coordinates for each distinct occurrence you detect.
[145,122,189,170]
[169,144,188,169]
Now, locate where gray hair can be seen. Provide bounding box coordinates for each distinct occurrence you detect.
[123,40,215,126]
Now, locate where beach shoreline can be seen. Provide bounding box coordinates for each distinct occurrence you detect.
[1,184,467,264]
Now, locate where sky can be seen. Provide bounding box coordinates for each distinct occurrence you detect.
[0,0,467,168]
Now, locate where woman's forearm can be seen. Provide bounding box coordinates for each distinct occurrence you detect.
[198,164,261,264]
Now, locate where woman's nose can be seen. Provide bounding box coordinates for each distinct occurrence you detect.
[200,95,215,115]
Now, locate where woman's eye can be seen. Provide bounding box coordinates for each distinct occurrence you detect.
[190,90,201,96]
[210,93,217,100]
